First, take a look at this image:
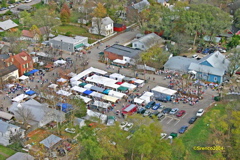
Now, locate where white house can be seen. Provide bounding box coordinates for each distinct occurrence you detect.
[9,99,65,128]
[74,118,86,128]
[89,17,114,37]
[49,35,89,52]
[132,33,165,51]
[0,120,25,146]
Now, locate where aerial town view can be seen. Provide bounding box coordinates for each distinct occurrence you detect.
[0,0,240,159]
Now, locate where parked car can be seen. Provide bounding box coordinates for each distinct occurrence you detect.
[24,0,32,3]
[152,103,161,110]
[169,108,179,115]
[119,121,128,129]
[202,48,210,54]
[196,109,204,117]
[192,54,198,58]
[157,113,165,120]
[196,47,203,53]
[8,5,15,9]
[179,126,188,134]
[162,108,172,114]
[107,116,116,126]
[65,128,76,134]
[149,111,159,118]
[176,110,186,117]
[168,132,178,138]
[0,8,7,11]
[65,57,72,62]
[145,101,156,109]
[155,97,168,103]
[143,110,152,117]
[123,123,133,131]
[160,133,167,140]
[188,116,198,124]
[137,107,146,114]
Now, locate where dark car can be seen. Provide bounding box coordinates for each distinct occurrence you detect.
[152,103,161,110]
[0,7,7,11]
[149,111,159,118]
[162,108,172,114]
[170,132,178,138]
[155,97,168,103]
[202,48,210,54]
[65,57,72,62]
[145,101,156,109]
[179,126,188,134]
[188,116,198,124]
[137,107,146,114]
[176,110,186,117]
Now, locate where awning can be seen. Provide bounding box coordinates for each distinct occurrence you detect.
[57,103,73,113]
[108,90,126,99]
[134,98,145,104]
[79,82,87,87]
[93,101,111,109]
[83,90,93,95]
[84,84,93,90]
[99,52,104,55]
[24,69,39,76]
[90,86,105,92]
[117,86,128,92]
[71,86,86,93]
[18,75,29,80]
[74,43,84,49]
[102,89,111,94]
[25,90,36,96]
[0,111,14,120]
[90,91,104,98]
[116,82,123,85]
[102,95,118,103]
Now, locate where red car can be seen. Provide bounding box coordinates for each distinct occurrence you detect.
[176,110,186,117]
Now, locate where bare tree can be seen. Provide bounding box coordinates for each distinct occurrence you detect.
[15,105,35,129]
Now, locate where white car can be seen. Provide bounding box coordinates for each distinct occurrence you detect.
[24,0,32,3]
[169,108,179,115]
[65,128,76,134]
[192,54,199,58]
[119,121,128,129]
[196,109,204,117]
[143,110,151,117]
[123,123,133,131]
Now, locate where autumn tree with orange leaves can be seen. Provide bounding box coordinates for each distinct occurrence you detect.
[60,3,71,25]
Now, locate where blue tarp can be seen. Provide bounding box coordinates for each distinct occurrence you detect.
[103,89,111,94]
[25,90,36,96]
[57,103,73,113]
[83,90,93,95]
[28,69,39,74]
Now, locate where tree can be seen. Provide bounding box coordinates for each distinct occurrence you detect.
[227,35,240,49]
[30,25,41,35]
[20,10,32,27]
[1,0,7,8]
[91,3,107,35]
[60,3,71,24]
[15,106,35,129]
[29,8,61,40]
[234,8,240,28]
[228,48,240,77]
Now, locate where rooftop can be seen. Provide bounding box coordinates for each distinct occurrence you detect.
[50,35,88,44]
[0,19,18,31]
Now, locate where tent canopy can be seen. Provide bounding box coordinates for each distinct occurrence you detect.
[93,101,111,109]
[56,90,72,96]
[84,84,93,90]
[121,82,137,91]
[24,69,39,76]
[12,94,28,102]
[57,78,67,83]
[151,86,177,96]
[108,90,126,99]
[103,89,111,94]
[25,90,36,96]
[90,86,105,92]
[134,98,145,104]
[57,103,73,113]
[48,84,58,88]
[79,82,87,87]
[83,90,93,95]
[117,86,128,92]
[18,75,29,80]
[90,91,104,98]
[0,111,14,120]
[102,95,118,103]
[71,86,86,93]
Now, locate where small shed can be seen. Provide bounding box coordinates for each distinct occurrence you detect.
[40,134,62,149]
[74,118,86,128]
[113,23,126,32]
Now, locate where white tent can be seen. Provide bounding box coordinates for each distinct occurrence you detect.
[86,109,107,123]
[90,91,104,98]
[102,95,118,103]
[121,82,137,91]
[134,98,145,104]
[109,73,125,82]
[139,95,151,103]
[57,78,67,83]
[74,95,92,103]
[48,84,58,88]
[93,101,111,109]
[188,70,197,74]
[151,86,177,96]
[56,90,72,96]
[67,72,77,77]
[18,75,29,80]
[108,90,126,99]
[12,94,28,102]
[113,59,127,64]
[36,52,49,57]
[71,86,86,93]
[142,91,154,97]
[54,60,66,66]
[131,78,145,84]
[84,84,93,90]
[70,80,81,87]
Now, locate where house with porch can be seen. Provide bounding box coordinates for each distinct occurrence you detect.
[164,51,230,83]
[89,17,114,37]
[49,35,89,52]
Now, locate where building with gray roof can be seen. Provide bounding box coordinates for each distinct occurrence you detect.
[6,152,34,160]
[40,134,62,149]
[0,19,18,31]
[132,33,165,51]
[164,51,230,83]
[0,120,25,146]
[49,35,89,52]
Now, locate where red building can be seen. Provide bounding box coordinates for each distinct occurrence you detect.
[5,51,33,76]
[122,104,138,115]
[114,23,126,32]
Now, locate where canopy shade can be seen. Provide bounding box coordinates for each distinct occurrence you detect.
[83,90,93,95]
[102,95,118,103]
[90,91,104,98]
[25,90,36,96]
[24,69,39,76]
[74,43,84,49]
[57,103,73,113]
[117,86,128,92]
[71,86,86,93]
[90,86,105,92]
[79,82,87,87]
[102,89,111,94]
[93,101,111,109]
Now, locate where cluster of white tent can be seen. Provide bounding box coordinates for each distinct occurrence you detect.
[134,91,154,104]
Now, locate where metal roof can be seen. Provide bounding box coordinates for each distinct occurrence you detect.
[0,19,18,31]
[188,63,225,76]
[40,134,62,148]
[164,56,197,72]
[132,33,164,49]
[50,35,88,44]
[6,152,34,160]
[104,44,142,58]
[0,120,19,133]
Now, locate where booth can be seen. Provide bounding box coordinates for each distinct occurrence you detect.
[108,90,126,99]
[25,90,36,96]
[90,86,105,93]
[93,101,111,109]
[90,91,104,98]
[12,94,28,102]
[121,82,137,91]
[73,95,92,103]
[134,98,145,105]
[71,86,86,93]
[151,86,177,101]
[84,84,93,90]
[103,89,111,94]
[109,73,125,82]
[24,69,39,76]
[83,90,93,95]
[117,86,128,92]
[102,95,118,103]
[57,78,67,85]
[57,103,73,113]
[48,84,58,91]
[56,90,72,96]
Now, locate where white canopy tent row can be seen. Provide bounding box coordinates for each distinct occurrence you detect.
[54,60,66,66]
[108,90,126,99]
[70,67,107,82]
[93,101,111,109]
[130,78,145,85]
[84,84,93,90]
[70,80,81,87]
[71,86,86,93]
[73,95,92,103]
[90,91,104,98]
[151,86,177,96]
[102,95,119,103]
[133,98,145,104]
[86,75,119,90]
[120,82,137,91]
[109,73,125,82]
[139,92,154,103]
[56,90,72,96]
[12,94,29,102]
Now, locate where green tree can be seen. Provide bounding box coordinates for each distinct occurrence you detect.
[1,0,7,8]
[92,2,107,18]
[228,48,240,77]
[234,8,240,28]
[227,35,240,49]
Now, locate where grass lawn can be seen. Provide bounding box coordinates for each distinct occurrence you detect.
[54,25,103,43]
[179,103,225,160]
[0,145,16,160]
